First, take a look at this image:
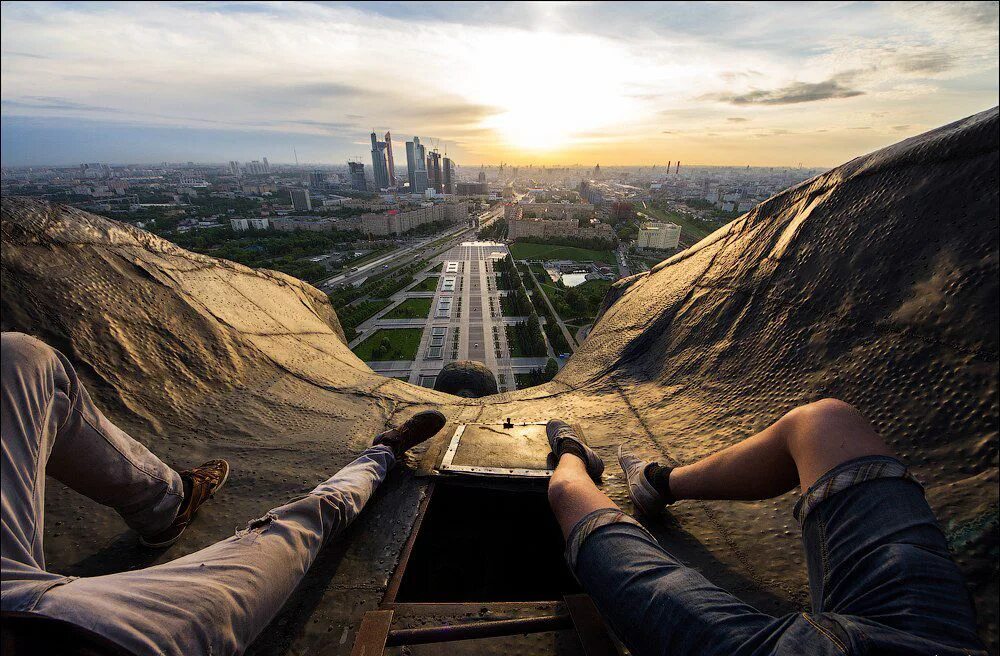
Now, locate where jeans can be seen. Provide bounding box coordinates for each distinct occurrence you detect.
[567,457,987,656]
[1,332,395,655]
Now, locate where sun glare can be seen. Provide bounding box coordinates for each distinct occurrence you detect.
[461,30,643,156]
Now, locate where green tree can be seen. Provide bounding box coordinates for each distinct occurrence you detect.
[544,358,558,379]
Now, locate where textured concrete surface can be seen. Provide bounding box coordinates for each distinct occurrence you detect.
[1,107,997,654]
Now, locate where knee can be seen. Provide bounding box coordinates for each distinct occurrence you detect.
[0,332,61,378]
[789,398,860,425]
[783,398,888,455]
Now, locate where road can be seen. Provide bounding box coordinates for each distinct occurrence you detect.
[317,202,507,291]
[317,222,469,290]
[616,244,631,277]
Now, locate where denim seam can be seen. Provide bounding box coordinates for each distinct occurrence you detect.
[59,355,180,499]
[802,613,849,655]
[25,576,77,611]
[818,509,831,610]
[25,403,49,567]
[75,406,182,500]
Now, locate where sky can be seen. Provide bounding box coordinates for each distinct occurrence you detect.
[1,1,998,167]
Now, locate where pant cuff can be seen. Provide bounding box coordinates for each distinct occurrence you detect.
[792,455,920,526]
[565,507,647,571]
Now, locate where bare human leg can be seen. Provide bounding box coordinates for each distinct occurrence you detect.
[669,398,893,500]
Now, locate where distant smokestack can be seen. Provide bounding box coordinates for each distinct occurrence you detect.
[675,161,680,174]
[667,160,671,173]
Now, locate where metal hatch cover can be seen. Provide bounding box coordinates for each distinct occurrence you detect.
[439,422,554,478]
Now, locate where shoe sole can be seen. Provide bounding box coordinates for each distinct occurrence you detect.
[138,462,231,548]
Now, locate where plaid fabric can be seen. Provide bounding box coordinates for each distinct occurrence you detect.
[565,508,648,571]
[793,456,920,526]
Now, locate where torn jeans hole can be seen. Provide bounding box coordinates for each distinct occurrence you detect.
[236,512,278,540]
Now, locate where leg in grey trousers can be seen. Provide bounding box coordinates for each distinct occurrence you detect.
[1,332,396,655]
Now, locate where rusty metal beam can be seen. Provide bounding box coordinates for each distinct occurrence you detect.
[349,610,394,656]
[384,614,573,646]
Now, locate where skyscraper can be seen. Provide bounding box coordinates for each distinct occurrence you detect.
[370,132,390,190]
[348,161,367,191]
[478,167,487,184]
[405,137,428,194]
[442,157,455,195]
[289,188,312,211]
[308,170,326,189]
[384,131,397,188]
[426,150,442,193]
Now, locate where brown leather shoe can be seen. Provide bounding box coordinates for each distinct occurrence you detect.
[373,410,447,458]
[139,459,230,548]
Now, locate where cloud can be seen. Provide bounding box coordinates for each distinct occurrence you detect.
[1,50,48,59]
[893,50,955,74]
[706,78,864,106]
[892,125,912,131]
[2,96,120,113]
[0,0,996,165]
[400,102,501,124]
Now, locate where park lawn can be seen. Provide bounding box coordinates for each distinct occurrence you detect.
[337,298,392,338]
[352,328,424,361]
[412,275,440,292]
[509,241,615,265]
[382,297,433,320]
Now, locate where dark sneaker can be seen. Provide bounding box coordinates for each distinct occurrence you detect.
[139,459,230,548]
[373,410,447,457]
[618,445,668,515]
[546,419,604,480]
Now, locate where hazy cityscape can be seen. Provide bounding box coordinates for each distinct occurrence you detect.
[1,150,822,390]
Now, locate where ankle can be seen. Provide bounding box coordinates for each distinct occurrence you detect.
[557,439,588,462]
[643,462,675,502]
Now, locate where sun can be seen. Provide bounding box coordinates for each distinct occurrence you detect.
[487,107,572,152]
[459,30,644,157]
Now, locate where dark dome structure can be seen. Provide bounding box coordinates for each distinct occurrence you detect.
[433,360,500,397]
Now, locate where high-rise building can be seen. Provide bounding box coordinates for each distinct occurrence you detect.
[290,188,312,211]
[384,131,397,188]
[405,137,428,194]
[229,161,241,177]
[262,157,270,174]
[442,157,455,194]
[309,170,326,189]
[348,161,367,191]
[246,160,268,176]
[370,132,390,190]
[426,150,442,193]
[478,167,487,184]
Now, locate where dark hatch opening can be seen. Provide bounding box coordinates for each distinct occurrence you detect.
[395,483,581,602]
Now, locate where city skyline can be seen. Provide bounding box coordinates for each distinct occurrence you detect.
[2,1,998,167]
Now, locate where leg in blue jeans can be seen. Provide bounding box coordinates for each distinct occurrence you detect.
[547,400,985,656]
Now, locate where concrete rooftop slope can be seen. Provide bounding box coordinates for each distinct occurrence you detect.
[1,106,997,653]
